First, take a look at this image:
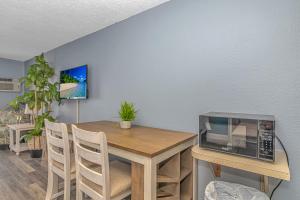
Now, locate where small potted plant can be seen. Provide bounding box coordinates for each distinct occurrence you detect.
[119,101,137,129]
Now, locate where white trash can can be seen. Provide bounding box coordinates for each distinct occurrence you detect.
[205,181,270,200]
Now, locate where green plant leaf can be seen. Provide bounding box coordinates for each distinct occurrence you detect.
[119,101,137,121]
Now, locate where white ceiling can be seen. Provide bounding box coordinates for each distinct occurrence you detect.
[0,0,170,61]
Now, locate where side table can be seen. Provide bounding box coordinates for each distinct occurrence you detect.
[7,123,35,155]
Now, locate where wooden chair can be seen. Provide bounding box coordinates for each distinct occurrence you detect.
[45,120,75,200]
[72,125,131,200]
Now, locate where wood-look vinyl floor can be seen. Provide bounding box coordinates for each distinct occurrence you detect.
[0,150,131,200]
[0,149,75,200]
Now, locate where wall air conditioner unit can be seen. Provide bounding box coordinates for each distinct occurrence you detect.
[0,78,21,92]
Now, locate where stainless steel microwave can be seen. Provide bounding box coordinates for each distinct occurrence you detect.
[199,112,275,162]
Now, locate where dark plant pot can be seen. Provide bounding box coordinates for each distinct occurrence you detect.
[20,138,26,144]
[0,144,9,150]
[31,150,42,158]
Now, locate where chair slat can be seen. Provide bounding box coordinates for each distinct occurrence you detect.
[52,130,63,138]
[79,162,103,186]
[79,182,104,200]
[47,134,64,148]
[49,147,64,164]
[80,140,101,151]
[52,165,65,178]
[46,121,63,133]
[76,143,102,165]
[72,125,102,144]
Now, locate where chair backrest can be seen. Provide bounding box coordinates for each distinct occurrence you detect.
[72,125,110,200]
[45,119,71,176]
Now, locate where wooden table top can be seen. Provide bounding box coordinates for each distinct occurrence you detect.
[68,121,197,158]
[192,146,290,181]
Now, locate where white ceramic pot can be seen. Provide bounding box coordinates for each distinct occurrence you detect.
[120,121,132,129]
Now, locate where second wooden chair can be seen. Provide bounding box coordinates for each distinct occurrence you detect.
[72,125,132,200]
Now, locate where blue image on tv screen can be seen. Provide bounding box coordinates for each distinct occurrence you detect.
[60,65,88,99]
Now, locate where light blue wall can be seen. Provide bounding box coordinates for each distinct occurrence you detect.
[25,0,300,199]
[0,58,24,109]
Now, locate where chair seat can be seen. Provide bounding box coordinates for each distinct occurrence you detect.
[82,160,131,198]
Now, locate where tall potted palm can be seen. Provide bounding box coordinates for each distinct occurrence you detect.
[10,54,60,158]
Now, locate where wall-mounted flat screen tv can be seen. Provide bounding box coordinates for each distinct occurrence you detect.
[60,65,88,100]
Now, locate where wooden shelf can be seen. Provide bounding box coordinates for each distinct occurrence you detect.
[180,167,192,181]
[180,194,192,200]
[157,189,174,198]
[157,197,179,200]
[180,173,193,200]
[180,148,193,181]
[157,183,179,200]
[157,153,180,183]
[157,147,194,199]
[158,174,179,183]
[192,146,290,181]
[157,196,179,200]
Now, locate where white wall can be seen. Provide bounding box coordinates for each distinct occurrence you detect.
[0,58,24,109]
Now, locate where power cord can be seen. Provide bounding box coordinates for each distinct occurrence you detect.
[270,135,289,199]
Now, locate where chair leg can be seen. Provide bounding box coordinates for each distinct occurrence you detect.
[64,177,71,200]
[77,190,83,200]
[45,169,59,200]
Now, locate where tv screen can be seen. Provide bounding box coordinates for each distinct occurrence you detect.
[60,65,88,99]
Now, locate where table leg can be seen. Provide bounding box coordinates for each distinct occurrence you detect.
[131,162,144,200]
[260,175,269,193]
[212,164,221,177]
[193,158,198,200]
[144,158,157,200]
[42,135,48,161]
[9,129,13,151]
[15,130,20,156]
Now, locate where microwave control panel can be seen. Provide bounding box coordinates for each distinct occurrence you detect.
[258,120,275,162]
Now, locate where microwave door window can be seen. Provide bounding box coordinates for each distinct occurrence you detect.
[205,117,229,149]
[231,119,258,157]
[201,116,258,158]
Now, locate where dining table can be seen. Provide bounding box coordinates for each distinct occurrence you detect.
[67,120,197,200]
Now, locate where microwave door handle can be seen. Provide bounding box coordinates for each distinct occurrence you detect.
[200,129,207,136]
